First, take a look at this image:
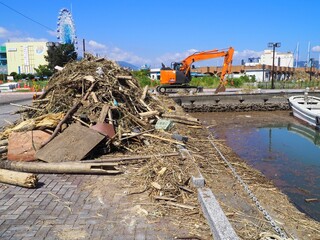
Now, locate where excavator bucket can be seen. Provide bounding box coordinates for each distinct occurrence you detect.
[215,84,226,93]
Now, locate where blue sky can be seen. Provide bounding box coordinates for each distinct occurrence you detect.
[0,0,320,68]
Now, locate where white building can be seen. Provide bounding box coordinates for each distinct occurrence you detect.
[260,50,294,68]
[150,68,160,80]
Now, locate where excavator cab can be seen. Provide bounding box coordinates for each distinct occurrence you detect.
[160,62,191,86]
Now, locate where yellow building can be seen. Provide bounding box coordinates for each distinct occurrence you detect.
[6,42,48,74]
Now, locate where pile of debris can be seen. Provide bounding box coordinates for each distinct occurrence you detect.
[0,56,202,191]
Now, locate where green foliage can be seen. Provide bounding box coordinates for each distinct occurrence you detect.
[0,73,7,81]
[34,65,53,79]
[132,70,159,87]
[236,75,256,83]
[45,43,77,71]
[190,76,220,88]
[229,77,244,87]
[10,72,17,77]
[26,74,35,80]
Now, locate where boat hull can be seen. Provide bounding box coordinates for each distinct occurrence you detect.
[289,95,320,129]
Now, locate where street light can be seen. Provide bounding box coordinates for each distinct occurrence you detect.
[309,58,314,82]
[268,42,281,89]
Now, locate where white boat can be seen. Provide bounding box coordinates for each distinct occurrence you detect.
[289,95,320,129]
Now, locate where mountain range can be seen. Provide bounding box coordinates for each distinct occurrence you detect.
[117,61,139,70]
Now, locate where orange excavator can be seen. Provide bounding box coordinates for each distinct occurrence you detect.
[158,47,234,93]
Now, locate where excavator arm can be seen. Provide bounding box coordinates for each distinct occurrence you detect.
[180,47,234,93]
[159,47,234,94]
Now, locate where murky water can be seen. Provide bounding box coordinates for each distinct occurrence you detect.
[194,111,320,221]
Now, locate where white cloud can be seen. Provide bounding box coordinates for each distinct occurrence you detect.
[234,49,263,63]
[0,27,10,38]
[0,26,48,43]
[84,39,150,66]
[312,46,320,52]
[155,49,198,67]
[88,40,107,50]
[155,49,264,67]
[47,30,57,37]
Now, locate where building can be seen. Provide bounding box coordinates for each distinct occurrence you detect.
[260,50,294,68]
[0,46,7,74]
[6,42,48,74]
[150,68,161,80]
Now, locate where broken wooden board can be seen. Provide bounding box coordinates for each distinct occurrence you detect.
[7,130,51,161]
[35,124,105,162]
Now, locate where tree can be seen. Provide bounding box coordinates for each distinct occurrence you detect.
[34,65,53,79]
[45,43,77,71]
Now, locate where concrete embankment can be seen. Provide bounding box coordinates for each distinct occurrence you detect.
[169,90,320,112]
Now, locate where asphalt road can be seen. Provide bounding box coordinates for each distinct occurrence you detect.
[0,92,34,129]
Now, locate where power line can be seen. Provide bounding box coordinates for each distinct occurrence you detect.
[0,1,54,31]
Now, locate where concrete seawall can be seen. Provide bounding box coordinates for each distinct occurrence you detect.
[169,90,320,112]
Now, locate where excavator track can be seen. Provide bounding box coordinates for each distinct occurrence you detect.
[156,85,203,94]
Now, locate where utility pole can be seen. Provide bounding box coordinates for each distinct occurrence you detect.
[82,39,86,58]
[309,58,314,82]
[268,42,281,89]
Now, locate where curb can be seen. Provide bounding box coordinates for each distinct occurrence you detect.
[198,188,239,240]
[179,148,239,239]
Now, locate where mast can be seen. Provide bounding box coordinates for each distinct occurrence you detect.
[295,42,299,68]
[307,41,311,67]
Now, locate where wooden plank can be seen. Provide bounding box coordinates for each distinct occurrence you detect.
[35,124,105,163]
[140,85,148,101]
[90,92,99,103]
[98,104,110,123]
[138,110,159,118]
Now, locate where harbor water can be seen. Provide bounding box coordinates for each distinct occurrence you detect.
[193,111,320,222]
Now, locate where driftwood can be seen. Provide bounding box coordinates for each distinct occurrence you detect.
[154,196,177,202]
[98,104,110,123]
[40,102,81,148]
[141,85,148,101]
[81,152,180,163]
[161,113,200,124]
[10,103,41,112]
[90,92,99,103]
[116,75,132,80]
[0,168,38,188]
[0,161,120,175]
[164,201,196,210]
[305,198,319,203]
[40,80,99,148]
[143,133,186,146]
[138,110,159,118]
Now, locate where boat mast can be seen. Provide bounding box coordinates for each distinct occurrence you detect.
[307,41,311,67]
[295,42,299,68]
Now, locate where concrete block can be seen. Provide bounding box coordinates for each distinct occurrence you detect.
[198,188,239,240]
[192,175,205,188]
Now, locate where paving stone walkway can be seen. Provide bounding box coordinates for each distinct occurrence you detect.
[0,173,200,240]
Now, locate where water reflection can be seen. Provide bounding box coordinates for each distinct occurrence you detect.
[287,123,320,146]
[224,123,320,221]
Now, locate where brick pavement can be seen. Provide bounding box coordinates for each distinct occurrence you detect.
[0,173,207,240]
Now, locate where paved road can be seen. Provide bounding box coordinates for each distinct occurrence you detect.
[0,93,34,129]
[1,174,195,240]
